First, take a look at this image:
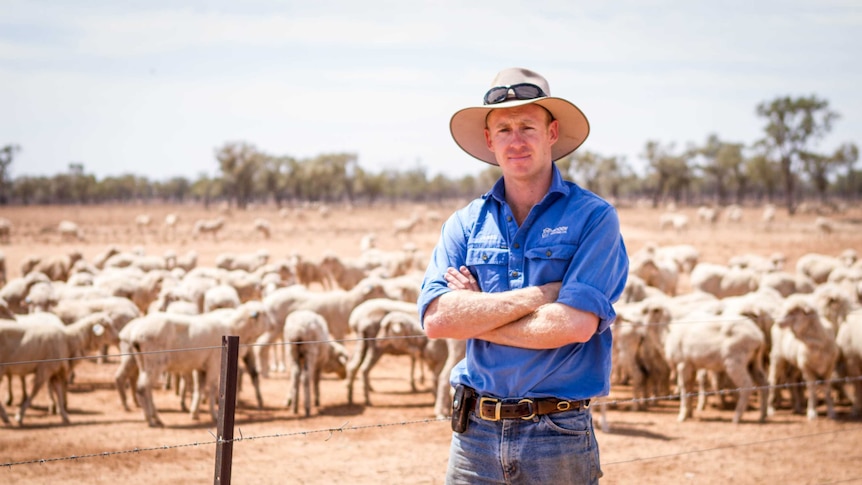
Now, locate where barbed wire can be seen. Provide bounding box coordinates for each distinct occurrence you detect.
[3,374,861,471]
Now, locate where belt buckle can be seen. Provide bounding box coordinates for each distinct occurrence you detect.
[518,398,536,420]
[556,400,572,412]
[479,397,501,421]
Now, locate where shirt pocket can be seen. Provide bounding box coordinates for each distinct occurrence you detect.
[466,247,509,292]
[525,244,578,283]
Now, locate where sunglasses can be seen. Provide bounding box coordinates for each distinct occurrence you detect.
[483,83,548,105]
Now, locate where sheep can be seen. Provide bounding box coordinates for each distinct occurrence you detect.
[796,252,843,284]
[58,220,85,242]
[192,217,224,241]
[759,271,815,298]
[697,206,718,225]
[432,338,466,419]
[728,252,785,274]
[377,310,447,393]
[202,284,241,313]
[344,298,422,406]
[661,310,768,424]
[815,216,834,234]
[135,214,152,236]
[290,253,331,289]
[611,303,672,412]
[0,312,117,426]
[690,263,759,299]
[835,311,862,416]
[130,302,270,427]
[658,212,688,232]
[21,250,84,282]
[629,253,679,296]
[762,204,776,228]
[253,218,272,239]
[319,252,370,290]
[164,213,179,241]
[0,272,51,314]
[767,294,840,420]
[215,249,270,273]
[283,310,349,416]
[393,214,421,236]
[725,204,743,223]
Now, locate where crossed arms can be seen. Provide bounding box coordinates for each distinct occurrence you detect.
[422,266,599,350]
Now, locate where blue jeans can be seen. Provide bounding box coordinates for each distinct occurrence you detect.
[445,408,602,484]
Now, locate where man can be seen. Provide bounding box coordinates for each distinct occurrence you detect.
[419,67,629,484]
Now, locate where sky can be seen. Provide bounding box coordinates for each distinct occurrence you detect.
[2,0,861,182]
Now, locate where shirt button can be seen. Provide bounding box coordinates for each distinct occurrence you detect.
[512,271,519,278]
[513,243,520,249]
[546,250,552,257]
[482,254,489,261]
[506,216,512,222]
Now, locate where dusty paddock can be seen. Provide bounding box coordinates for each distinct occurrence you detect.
[0,201,861,484]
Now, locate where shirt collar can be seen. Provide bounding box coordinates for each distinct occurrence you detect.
[485,163,571,203]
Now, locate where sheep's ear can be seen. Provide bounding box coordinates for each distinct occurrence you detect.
[92,323,105,337]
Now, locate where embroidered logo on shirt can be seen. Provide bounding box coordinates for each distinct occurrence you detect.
[542,226,568,238]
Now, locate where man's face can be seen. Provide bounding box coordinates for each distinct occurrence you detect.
[484,104,559,181]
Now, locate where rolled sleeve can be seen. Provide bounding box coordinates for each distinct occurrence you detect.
[557,282,618,333]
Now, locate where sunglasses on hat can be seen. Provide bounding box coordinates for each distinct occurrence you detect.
[483,83,549,105]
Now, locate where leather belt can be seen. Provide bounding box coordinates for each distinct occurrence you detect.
[472,395,590,421]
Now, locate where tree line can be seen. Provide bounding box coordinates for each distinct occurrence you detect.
[1,95,858,214]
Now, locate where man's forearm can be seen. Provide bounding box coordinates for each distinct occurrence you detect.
[474,303,600,349]
[423,285,555,340]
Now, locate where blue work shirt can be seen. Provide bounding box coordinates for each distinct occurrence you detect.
[418,165,629,401]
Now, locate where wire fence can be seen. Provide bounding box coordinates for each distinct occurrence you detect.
[2,324,862,480]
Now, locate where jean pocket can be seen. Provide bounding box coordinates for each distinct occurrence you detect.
[539,411,592,436]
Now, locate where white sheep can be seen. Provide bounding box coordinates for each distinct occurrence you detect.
[253,218,272,239]
[815,216,834,234]
[130,302,270,427]
[759,271,815,297]
[343,298,422,406]
[215,249,270,273]
[283,310,349,416]
[0,312,117,425]
[835,311,862,416]
[768,294,839,420]
[58,220,85,242]
[0,272,50,314]
[192,217,224,241]
[377,310,446,393]
[796,252,843,284]
[433,338,466,419]
[629,253,679,296]
[663,310,768,423]
[202,284,241,313]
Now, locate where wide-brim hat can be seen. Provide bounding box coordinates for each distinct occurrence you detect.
[450,67,590,166]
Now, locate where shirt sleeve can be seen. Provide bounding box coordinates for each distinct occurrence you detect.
[556,204,629,334]
[417,207,472,327]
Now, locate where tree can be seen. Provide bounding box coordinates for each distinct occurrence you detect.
[756,95,839,214]
[0,144,20,204]
[642,141,692,207]
[216,142,262,209]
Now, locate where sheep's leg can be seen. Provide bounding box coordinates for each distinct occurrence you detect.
[286,350,301,414]
[345,340,368,406]
[302,359,311,417]
[17,370,48,426]
[136,371,163,428]
[725,360,753,424]
[114,354,137,412]
[360,348,385,406]
[676,362,693,422]
[821,374,836,420]
[802,371,820,421]
[767,358,783,417]
[695,369,708,412]
[48,372,70,425]
[242,352,264,409]
[189,370,202,421]
[0,398,9,425]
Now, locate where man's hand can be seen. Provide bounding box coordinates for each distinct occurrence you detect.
[445,266,481,292]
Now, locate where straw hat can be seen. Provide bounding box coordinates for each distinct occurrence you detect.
[449,67,590,165]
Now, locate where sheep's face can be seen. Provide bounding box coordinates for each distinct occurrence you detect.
[778,302,816,331]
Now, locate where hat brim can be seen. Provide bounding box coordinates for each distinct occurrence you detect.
[449,97,590,166]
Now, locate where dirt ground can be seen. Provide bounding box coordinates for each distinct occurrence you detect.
[1,201,861,484]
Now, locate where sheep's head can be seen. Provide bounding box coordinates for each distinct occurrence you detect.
[777,295,818,332]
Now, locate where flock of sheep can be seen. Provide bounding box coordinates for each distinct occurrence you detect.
[608,243,862,429]
[0,232,462,428]
[0,206,860,432]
